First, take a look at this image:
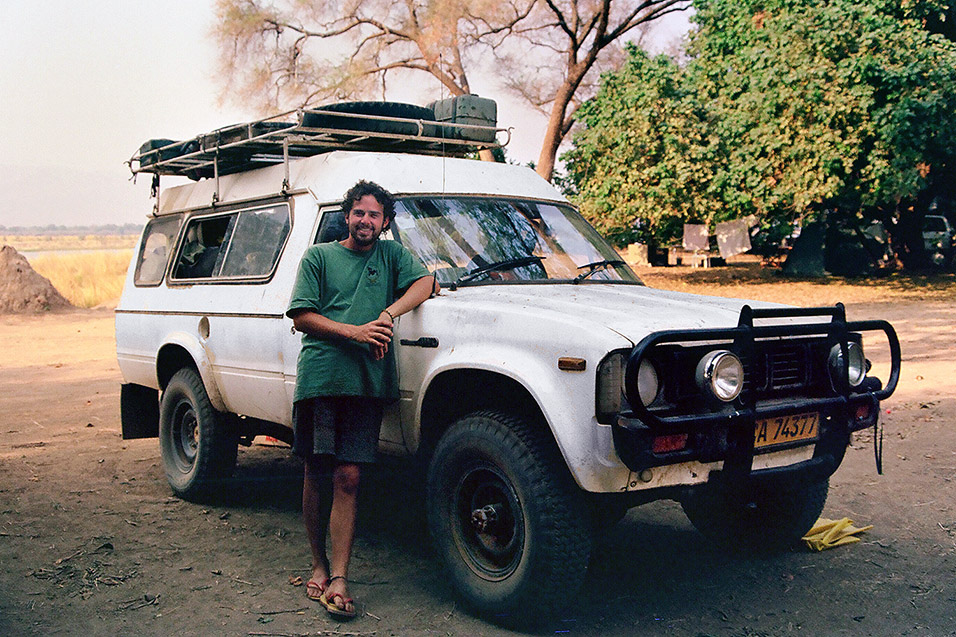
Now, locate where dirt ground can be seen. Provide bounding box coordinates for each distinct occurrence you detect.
[1,270,955,636]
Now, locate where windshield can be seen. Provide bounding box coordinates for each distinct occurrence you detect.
[392,197,640,286]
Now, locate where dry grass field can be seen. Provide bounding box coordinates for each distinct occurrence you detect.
[28,251,132,308]
[1,235,137,308]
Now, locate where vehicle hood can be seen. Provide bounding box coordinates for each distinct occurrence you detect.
[445,283,789,345]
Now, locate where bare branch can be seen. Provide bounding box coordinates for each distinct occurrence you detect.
[543,0,576,41]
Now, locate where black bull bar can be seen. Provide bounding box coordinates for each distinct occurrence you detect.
[613,304,901,485]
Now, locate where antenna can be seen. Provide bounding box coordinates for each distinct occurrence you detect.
[439,53,446,195]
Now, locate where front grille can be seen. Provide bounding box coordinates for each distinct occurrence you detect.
[658,338,826,409]
[766,344,807,389]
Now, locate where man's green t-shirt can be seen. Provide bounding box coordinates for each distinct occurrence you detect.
[286,240,429,403]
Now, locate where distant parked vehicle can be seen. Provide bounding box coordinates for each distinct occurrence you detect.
[921,214,955,268]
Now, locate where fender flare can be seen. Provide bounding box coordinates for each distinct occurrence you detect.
[413,352,578,462]
[157,332,227,412]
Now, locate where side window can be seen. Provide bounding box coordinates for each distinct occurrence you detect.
[134,215,182,286]
[171,203,291,282]
[315,208,347,244]
[173,214,235,279]
[219,204,291,277]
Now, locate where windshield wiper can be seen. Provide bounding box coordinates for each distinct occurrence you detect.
[573,259,626,283]
[452,255,545,289]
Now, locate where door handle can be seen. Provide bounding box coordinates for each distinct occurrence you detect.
[400,337,439,348]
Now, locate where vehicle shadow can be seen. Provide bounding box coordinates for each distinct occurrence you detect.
[219,443,304,512]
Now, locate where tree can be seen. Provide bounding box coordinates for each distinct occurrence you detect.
[565,0,956,267]
[212,0,691,181]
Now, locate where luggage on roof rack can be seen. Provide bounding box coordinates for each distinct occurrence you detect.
[130,98,505,181]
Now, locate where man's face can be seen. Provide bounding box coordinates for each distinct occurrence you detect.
[345,194,389,247]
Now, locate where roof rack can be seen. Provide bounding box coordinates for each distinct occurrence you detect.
[129,101,509,185]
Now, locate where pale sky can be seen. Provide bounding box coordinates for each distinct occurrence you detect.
[0,1,689,229]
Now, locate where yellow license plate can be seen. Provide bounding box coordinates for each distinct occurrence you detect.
[754,412,819,449]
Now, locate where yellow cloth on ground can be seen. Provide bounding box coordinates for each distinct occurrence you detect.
[802,517,873,551]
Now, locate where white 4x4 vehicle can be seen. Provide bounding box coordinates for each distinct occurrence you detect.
[117,99,900,619]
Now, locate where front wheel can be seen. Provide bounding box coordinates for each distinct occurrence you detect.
[425,412,592,621]
[681,478,829,552]
[159,368,238,501]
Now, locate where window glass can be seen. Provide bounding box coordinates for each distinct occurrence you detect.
[315,208,347,244]
[391,197,639,286]
[219,204,291,277]
[134,215,182,285]
[173,214,235,279]
[923,216,947,233]
[171,204,291,281]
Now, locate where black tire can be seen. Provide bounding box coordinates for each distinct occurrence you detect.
[159,368,238,501]
[681,478,829,552]
[425,411,592,622]
[301,101,436,136]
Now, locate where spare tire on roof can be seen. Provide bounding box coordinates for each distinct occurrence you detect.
[301,101,437,137]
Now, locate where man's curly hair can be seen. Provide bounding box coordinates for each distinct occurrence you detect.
[342,180,396,222]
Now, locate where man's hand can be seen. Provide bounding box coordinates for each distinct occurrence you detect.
[349,317,393,349]
[291,310,394,360]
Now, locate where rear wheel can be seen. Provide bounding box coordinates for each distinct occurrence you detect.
[426,411,592,622]
[681,478,828,552]
[159,368,238,501]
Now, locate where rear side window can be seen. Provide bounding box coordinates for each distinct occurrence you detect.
[219,205,291,276]
[134,215,182,286]
[171,203,291,282]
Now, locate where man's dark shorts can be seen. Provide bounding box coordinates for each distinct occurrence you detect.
[292,396,384,464]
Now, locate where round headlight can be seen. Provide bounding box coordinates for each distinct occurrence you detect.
[696,350,743,402]
[635,358,660,407]
[829,342,866,387]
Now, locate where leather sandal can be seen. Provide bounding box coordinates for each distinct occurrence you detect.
[305,577,329,601]
[320,575,357,618]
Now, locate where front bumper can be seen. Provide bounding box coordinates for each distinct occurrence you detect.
[611,304,900,486]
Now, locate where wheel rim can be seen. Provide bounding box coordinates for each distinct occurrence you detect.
[170,399,200,473]
[451,462,525,580]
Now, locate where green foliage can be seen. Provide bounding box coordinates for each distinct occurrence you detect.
[564,47,718,246]
[565,0,956,253]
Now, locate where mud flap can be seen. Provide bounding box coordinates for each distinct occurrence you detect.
[120,383,159,439]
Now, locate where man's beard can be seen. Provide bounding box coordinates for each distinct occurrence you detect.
[349,224,380,246]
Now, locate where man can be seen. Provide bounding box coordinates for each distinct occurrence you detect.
[286,180,436,618]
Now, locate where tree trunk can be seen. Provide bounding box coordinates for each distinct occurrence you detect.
[536,83,575,182]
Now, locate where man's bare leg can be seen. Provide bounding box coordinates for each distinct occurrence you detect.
[325,462,361,614]
[303,458,332,592]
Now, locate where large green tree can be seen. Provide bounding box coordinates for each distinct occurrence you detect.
[565,0,956,265]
